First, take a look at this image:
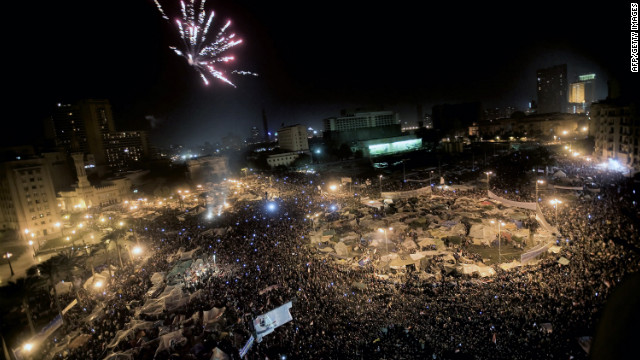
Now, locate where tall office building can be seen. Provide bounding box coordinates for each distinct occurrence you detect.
[536,64,567,114]
[103,131,150,172]
[45,99,116,172]
[568,73,596,114]
[277,124,309,152]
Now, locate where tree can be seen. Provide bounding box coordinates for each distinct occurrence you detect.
[36,258,67,325]
[3,277,39,336]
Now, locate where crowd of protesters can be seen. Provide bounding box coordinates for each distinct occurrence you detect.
[30,158,640,360]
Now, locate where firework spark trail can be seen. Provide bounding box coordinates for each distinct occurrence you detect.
[153,0,257,87]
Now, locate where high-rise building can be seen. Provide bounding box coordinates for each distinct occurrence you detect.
[536,64,567,114]
[46,99,115,166]
[0,155,63,245]
[103,131,150,172]
[277,124,309,152]
[323,110,399,132]
[591,99,640,173]
[568,73,596,114]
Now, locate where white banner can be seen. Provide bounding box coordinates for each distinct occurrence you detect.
[487,191,537,210]
[381,186,432,200]
[253,301,293,342]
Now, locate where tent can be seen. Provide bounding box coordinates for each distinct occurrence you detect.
[552,170,567,178]
[107,321,154,349]
[389,258,416,270]
[210,347,230,360]
[68,334,92,350]
[55,281,73,295]
[103,352,134,360]
[334,242,349,256]
[203,307,226,325]
[155,330,187,357]
[83,273,108,291]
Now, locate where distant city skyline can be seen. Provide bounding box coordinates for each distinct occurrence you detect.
[5,1,634,147]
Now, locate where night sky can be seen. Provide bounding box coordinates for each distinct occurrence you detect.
[6,0,636,147]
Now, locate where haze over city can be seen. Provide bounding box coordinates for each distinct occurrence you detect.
[1,1,639,359]
[7,0,633,147]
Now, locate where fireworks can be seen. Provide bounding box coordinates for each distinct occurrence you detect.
[153,0,257,86]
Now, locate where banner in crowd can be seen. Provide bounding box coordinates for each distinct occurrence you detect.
[487,191,537,211]
[381,186,432,200]
[253,301,293,342]
[239,334,255,358]
[520,241,553,264]
[553,185,584,191]
[535,203,560,236]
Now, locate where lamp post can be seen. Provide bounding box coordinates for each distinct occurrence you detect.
[378,227,393,255]
[485,171,493,191]
[3,252,14,276]
[28,240,36,257]
[535,180,545,202]
[490,221,505,263]
[550,199,562,226]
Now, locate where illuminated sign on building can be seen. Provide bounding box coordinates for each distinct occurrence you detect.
[578,73,596,81]
[368,139,422,156]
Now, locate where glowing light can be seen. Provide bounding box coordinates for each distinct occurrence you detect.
[154,0,257,86]
[94,281,103,288]
[132,246,142,255]
[23,343,33,352]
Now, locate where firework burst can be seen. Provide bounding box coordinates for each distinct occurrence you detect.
[154,0,257,87]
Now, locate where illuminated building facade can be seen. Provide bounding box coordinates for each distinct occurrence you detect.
[104,131,149,172]
[266,152,302,168]
[475,113,588,139]
[0,156,62,243]
[536,64,567,114]
[58,153,131,212]
[591,99,640,173]
[277,124,309,152]
[568,73,596,114]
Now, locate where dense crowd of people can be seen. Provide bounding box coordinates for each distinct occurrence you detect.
[28,158,640,360]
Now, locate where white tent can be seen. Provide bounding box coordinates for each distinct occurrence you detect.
[155,330,187,356]
[203,307,225,325]
[552,170,567,178]
[83,273,108,291]
[334,242,349,256]
[210,347,230,360]
[55,281,73,295]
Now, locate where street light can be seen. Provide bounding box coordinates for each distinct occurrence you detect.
[3,252,14,276]
[28,240,36,257]
[536,180,545,202]
[378,227,393,255]
[485,171,493,191]
[490,220,506,263]
[550,199,562,225]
